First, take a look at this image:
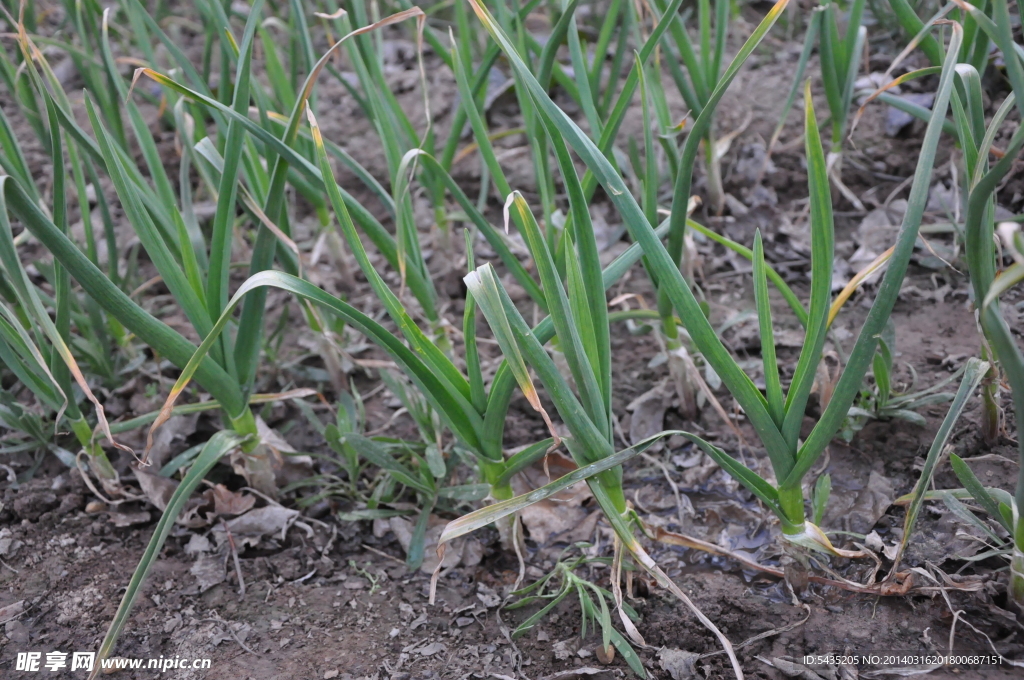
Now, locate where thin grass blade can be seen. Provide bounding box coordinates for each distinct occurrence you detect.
[891,358,988,572]
[90,432,243,677]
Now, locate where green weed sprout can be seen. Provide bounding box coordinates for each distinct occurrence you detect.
[839,319,964,440]
[888,357,989,575]
[505,545,646,676]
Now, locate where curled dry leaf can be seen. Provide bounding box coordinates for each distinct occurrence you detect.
[476,582,501,608]
[388,515,483,574]
[0,600,26,624]
[0,529,22,558]
[625,379,672,445]
[133,465,178,512]
[864,530,900,561]
[229,445,277,499]
[855,201,906,261]
[251,416,315,490]
[671,450,720,488]
[212,505,300,549]
[511,451,593,545]
[107,509,151,527]
[823,470,895,535]
[136,466,258,528]
[140,414,199,471]
[224,416,299,497]
[879,571,914,596]
[416,641,447,657]
[190,552,226,592]
[211,484,256,517]
[884,93,935,136]
[184,533,211,555]
[660,648,700,680]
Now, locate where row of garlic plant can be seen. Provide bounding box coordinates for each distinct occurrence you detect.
[2,0,1022,673]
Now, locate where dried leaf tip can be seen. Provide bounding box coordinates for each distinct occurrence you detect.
[502,192,518,235]
[305,104,319,129]
[313,8,346,19]
[127,68,148,102]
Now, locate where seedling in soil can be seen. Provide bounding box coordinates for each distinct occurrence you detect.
[505,545,646,677]
[349,559,383,595]
[90,432,246,680]
[838,320,963,441]
[885,358,988,572]
[645,0,776,419]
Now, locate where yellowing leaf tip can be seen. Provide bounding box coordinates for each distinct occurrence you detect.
[502,192,516,235]
[313,8,346,19]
